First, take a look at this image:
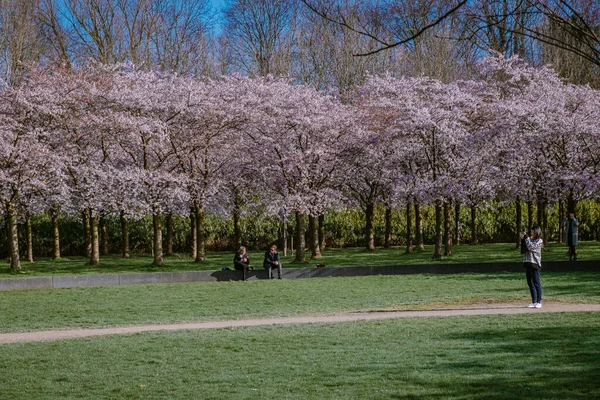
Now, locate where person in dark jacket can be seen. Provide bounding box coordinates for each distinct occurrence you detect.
[233,246,250,280]
[563,212,579,261]
[263,245,282,279]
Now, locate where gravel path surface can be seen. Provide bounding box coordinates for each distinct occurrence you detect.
[2,302,599,344]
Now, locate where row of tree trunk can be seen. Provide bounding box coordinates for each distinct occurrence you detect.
[5,198,576,271]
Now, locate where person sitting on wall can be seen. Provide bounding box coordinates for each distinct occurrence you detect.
[233,246,250,280]
[263,245,282,279]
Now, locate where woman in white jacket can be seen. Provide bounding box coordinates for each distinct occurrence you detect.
[520,225,543,308]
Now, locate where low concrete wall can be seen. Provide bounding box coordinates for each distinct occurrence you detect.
[53,274,120,289]
[0,276,53,291]
[0,261,596,291]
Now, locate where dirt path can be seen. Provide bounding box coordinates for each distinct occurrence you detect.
[2,302,599,344]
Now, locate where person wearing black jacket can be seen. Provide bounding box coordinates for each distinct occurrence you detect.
[563,212,579,261]
[263,245,282,279]
[233,246,250,280]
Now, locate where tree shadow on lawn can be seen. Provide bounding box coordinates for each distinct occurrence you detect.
[544,284,600,301]
[391,324,600,400]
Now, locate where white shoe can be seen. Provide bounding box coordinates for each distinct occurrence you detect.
[526,303,536,308]
[535,303,542,308]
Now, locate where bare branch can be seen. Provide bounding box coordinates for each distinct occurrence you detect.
[300,0,468,56]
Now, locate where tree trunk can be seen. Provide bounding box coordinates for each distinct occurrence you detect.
[543,203,549,241]
[233,191,242,249]
[365,202,375,251]
[405,202,413,254]
[454,202,460,245]
[516,199,523,248]
[233,206,242,250]
[470,205,478,244]
[83,209,92,258]
[100,217,108,255]
[318,214,326,250]
[294,211,306,262]
[153,213,163,266]
[415,202,424,250]
[90,213,100,265]
[52,212,61,259]
[190,207,197,258]
[26,216,34,263]
[444,201,452,256]
[279,219,288,257]
[6,205,21,271]
[166,213,173,256]
[558,200,564,243]
[384,206,392,248]
[308,215,321,259]
[538,200,548,241]
[537,200,543,230]
[433,200,443,260]
[527,201,533,230]
[195,205,205,262]
[120,210,130,258]
[567,189,577,215]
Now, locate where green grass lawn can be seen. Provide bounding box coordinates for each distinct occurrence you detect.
[1,272,598,333]
[1,313,598,399]
[1,271,599,399]
[4,240,600,277]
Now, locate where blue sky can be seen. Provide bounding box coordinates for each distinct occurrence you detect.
[210,0,227,11]
[209,0,227,32]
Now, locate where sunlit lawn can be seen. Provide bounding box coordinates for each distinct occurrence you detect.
[4,241,599,277]
[0,312,598,399]
[1,268,598,399]
[1,272,598,333]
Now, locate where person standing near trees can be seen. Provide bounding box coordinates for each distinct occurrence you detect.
[563,212,579,261]
[520,224,543,309]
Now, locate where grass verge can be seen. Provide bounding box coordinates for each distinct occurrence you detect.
[0,272,598,333]
[0,313,598,399]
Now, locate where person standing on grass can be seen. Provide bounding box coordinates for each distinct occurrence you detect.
[563,212,579,261]
[520,224,543,309]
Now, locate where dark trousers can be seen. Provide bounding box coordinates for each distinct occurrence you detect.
[234,263,250,281]
[265,263,282,279]
[524,263,542,303]
[568,245,577,260]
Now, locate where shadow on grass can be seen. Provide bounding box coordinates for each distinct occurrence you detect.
[4,241,600,277]
[547,284,600,299]
[408,324,600,399]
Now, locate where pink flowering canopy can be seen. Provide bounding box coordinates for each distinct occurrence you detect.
[1,53,600,237]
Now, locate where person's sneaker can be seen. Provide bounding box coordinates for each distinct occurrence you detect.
[526,303,536,308]
[535,303,542,308]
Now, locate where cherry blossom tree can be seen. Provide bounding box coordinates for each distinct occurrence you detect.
[244,78,355,261]
[166,74,256,262]
[96,68,189,266]
[359,74,487,259]
[480,54,600,242]
[338,104,399,251]
[0,69,68,270]
[0,116,49,271]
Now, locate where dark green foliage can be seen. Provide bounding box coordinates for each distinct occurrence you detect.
[3,200,600,259]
